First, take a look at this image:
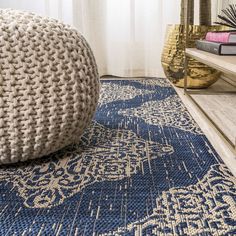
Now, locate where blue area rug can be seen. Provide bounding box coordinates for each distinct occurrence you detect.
[0,79,235,235]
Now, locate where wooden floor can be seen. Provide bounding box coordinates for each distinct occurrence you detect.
[191,87,236,146]
[175,79,236,177]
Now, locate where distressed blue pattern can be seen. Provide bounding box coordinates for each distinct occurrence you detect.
[0,79,235,235]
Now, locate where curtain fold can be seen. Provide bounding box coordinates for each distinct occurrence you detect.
[73,0,236,77]
[78,0,181,77]
[74,0,181,77]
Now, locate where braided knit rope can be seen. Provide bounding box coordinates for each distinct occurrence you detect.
[0,9,100,164]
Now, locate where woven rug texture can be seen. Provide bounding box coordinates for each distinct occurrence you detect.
[0,79,235,235]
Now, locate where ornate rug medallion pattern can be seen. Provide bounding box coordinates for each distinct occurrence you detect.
[0,79,235,235]
[119,94,203,135]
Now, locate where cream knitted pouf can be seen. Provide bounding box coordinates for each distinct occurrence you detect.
[0,9,100,164]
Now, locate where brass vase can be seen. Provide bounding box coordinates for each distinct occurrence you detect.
[161,24,223,88]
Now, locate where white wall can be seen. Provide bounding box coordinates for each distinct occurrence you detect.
[220,0,236,8]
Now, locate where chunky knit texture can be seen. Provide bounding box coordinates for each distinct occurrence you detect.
[0,9,100,164]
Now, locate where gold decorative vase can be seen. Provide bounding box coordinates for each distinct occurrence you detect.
[161,24,223,88]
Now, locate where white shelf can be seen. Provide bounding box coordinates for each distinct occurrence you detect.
[186,48,236,78]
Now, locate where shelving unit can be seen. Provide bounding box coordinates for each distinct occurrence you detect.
[184,2,236,152]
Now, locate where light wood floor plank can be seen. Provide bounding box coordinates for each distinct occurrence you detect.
[175,79,236,177]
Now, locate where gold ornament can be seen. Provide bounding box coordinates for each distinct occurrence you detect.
[161,24,224,88]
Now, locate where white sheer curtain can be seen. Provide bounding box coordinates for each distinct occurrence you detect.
[73,0,181,77]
